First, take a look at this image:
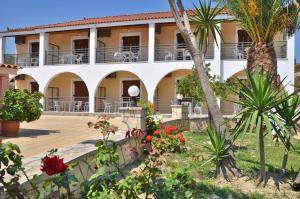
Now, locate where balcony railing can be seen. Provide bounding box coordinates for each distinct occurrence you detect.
[95,97,141,113]
[155,44,214,61]
[45,49,89,65]
[4,53,39,67]
[96,46,148,63]
[44,96,89,112]
[221,41,287,60]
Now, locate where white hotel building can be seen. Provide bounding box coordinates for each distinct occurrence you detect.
[0,11,295,115]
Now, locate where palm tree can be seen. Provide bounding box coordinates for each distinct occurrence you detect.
[225,0,300,77]
[233,67,290,182]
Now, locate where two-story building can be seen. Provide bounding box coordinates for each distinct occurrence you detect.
[0,11,295,115]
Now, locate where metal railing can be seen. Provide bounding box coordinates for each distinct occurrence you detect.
[44,96,89,112]
[96,46,148,63]
[221,41,287,60]
[155,44,214,61]
[45,49,89,65]
[95,97,142,113]
[4,53,39,67]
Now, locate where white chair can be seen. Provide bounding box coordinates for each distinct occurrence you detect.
[114,52,124,62]
[164,51,173,61]
[75,101,83,112]
[194,104,202,115]
[234,49,243,59]
[184,50,192,60]
[131,51,140,62]
[31,58,39,66]
[53,100,61,111]
[103,100,112,113]
[83,102,89,112]
[74,54,83,64]
[233,104,242,115]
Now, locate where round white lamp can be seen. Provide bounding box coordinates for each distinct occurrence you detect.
[176,94,183,105]
[128,85,140,106]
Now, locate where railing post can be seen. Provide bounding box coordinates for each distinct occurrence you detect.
[39,32,48,66]
[0,36,6,64]
[148,23,155,63]
[89,27,97,65]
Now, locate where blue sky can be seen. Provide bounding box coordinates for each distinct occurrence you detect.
[1,0,300,62]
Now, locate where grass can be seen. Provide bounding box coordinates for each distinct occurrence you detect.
[160,131,300,199]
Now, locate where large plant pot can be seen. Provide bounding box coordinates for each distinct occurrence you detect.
[1,121,20,137]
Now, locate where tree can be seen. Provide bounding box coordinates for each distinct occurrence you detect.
[225,0,300,78]
[233,68,291,182]
[168,0,242,177]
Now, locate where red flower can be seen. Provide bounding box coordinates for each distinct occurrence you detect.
[145,135,152,142]
[179,137,186,145]
[165,126,178,135]
[153,130,161,137]
[41,156,68,176]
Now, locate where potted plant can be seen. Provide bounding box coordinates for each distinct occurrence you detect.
[0,89,43,137]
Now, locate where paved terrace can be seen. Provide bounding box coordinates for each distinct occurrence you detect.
[1,115,128,158]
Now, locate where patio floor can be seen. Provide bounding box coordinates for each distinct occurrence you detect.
[1,115,127,158]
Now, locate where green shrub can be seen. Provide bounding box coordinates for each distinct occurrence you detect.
[0,89,43,122]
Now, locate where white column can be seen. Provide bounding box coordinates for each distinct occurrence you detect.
[89,94,95,113]
[39,32,48,66]
[286,35,295,93]
[0,36,6,64]
[89,27,97,65]
[148,23,155,63]
[214,24,222,79]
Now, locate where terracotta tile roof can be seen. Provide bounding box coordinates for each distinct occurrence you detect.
[0,64,21,69]
[3,10,231,33]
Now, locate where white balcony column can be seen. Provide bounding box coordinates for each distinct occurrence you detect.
[214,24,222,79]
[89,94,95,113]
[39,32,48,66]
[89,27,97,65]
[148,23,155,63]
[0,36,6,64]
[286,34,295,93]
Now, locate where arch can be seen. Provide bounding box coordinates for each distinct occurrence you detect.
[228,69,247,80]
[93,70,149,112]
[153,69,192,113]
[13,74,40,92]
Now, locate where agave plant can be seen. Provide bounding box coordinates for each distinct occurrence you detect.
[203,128,237,179]
[232,67,290,182]
[274,94,300,174]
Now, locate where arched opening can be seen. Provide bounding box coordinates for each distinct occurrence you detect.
[44,72,89,112]
[154,69,192,114]
[13,74,39,93]
[94,71,148,112]
[220,69,246,115]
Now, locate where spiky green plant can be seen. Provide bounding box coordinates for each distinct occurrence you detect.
[190,0,227,54]
[233,67,291,182]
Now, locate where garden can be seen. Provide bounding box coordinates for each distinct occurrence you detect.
[1,0,300,198]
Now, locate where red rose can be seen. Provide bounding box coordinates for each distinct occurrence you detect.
[145,135,152,142]
[41,156,68,176]
[153,130,161,137]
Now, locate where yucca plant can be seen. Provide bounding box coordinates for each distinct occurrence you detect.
[190,0,227,55]
[232,67,290,182]
[225,0,300,77]
[274,94,300,174]
[203,128,237,179]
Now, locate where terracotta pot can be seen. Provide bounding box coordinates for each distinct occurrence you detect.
[1,121,20,137]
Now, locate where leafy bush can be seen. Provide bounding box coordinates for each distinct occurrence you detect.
[0,89,43,122]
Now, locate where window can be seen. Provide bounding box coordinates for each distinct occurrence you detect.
[98,87,106,98]
[48,87,59,99]
[121,36,140,52]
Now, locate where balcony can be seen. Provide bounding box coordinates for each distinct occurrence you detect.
[45,49,89,65]
[221,41,287,60]
[4,53,39,67]
[155,44,214,61]
[95,46,148,63]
